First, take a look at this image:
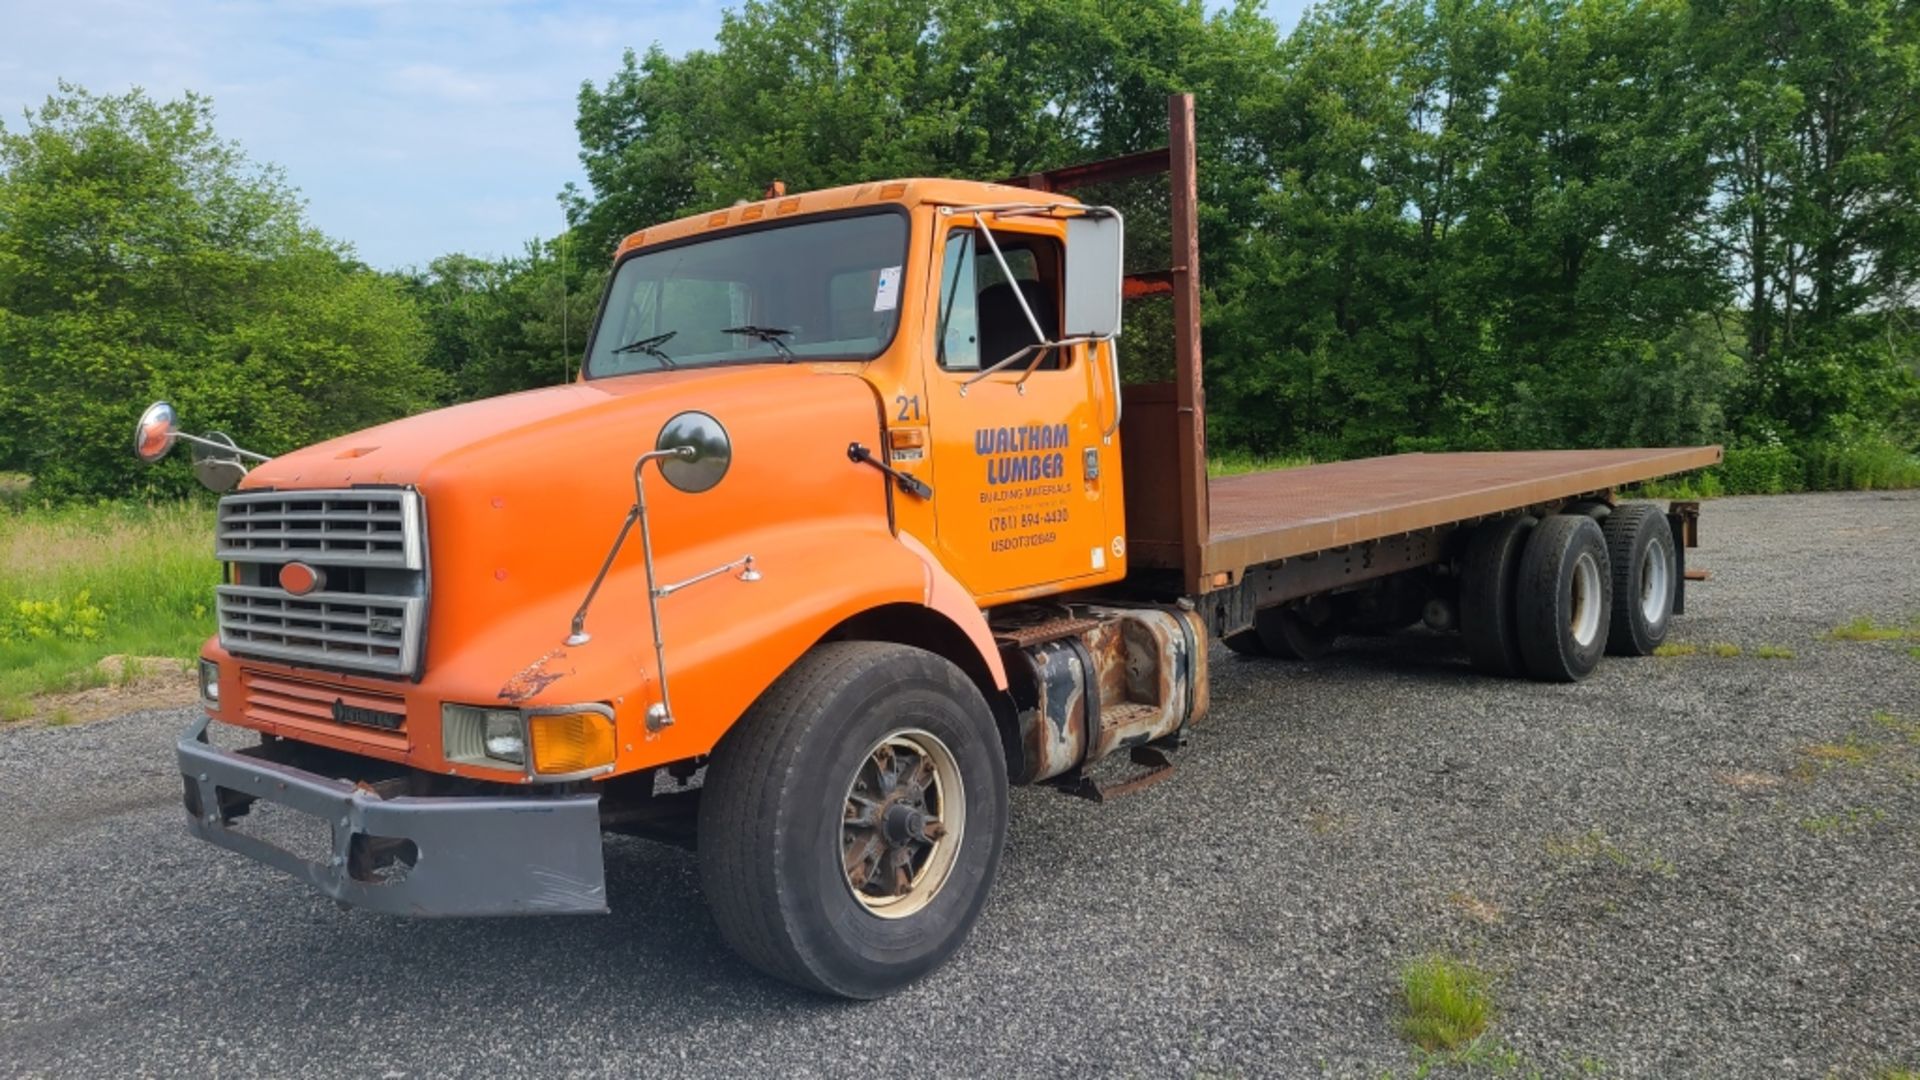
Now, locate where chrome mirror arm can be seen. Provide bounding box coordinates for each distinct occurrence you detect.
[565,445,761,734]
[566,447,690,649]
[960,342,1046,391]
[971,217,1048,348]
[943,207,1112,395]
[172,431,272,463]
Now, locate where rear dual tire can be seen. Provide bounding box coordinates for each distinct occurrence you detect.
[1514,514,1613,682]
[1461,515,1537,677]
[1600,504,1676,656]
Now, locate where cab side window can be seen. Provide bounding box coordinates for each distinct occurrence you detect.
[937,228,1067,372]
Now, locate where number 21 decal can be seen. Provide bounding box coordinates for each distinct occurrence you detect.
[894,394,921,422]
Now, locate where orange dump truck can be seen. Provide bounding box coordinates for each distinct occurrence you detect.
[139,95,1719,998]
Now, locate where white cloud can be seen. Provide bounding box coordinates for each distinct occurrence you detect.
[0,0,725,268]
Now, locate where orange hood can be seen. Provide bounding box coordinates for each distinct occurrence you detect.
[241,366,835,491]
[239,364,892,696]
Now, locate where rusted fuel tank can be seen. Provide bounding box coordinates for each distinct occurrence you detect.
[998,604,1208,785]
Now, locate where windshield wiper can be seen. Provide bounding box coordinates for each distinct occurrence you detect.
[721,324,795,360]
[611,329,678,365]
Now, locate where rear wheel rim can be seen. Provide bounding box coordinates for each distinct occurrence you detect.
[1639,538,1670,624]
[1570,551,1603,647]
[841,729,965,919]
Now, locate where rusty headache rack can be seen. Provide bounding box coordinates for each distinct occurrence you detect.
[1004,94,1720,611]
[1003,93,1214,597]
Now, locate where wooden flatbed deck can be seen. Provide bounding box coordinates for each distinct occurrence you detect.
[1201,446,1722,575]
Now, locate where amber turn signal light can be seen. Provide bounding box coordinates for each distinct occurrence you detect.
[528,709,617,777]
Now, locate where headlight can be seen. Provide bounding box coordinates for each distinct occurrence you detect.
[442,704,527,767]
[442,703,616,779]
[198,659,221,706]
[483,713,526,764]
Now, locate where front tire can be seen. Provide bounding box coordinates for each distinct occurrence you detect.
[698,642,1008,998]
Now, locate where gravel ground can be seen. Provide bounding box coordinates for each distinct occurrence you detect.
[2,491,1916,1079]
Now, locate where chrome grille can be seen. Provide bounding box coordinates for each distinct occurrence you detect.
[216,490,424,568]
[215,488,427,677]
[216,587,424,677]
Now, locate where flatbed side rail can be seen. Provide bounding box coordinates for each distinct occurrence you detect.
[1201,446,1724,580]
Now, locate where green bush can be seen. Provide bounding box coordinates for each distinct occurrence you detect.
[1802,441,1920,491]
[0,591,107,644]
[1719,445,1805,494]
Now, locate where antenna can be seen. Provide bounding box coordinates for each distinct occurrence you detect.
[560,228,570,382]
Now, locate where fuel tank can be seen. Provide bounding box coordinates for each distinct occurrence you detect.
[996,603,1209,785]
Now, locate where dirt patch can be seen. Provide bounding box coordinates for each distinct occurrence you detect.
[7,655,197,727]
[1448,890,1504,925]
[1716,769,1785,791]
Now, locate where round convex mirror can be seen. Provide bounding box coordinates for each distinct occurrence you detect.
[134,401,178,463]
[655,411,732,493]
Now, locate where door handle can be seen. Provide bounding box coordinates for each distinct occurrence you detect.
[848,443,933,499]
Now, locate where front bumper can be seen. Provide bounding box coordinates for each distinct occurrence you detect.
[177,716,608,916]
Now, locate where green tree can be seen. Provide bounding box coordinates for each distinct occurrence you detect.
[1687,0,1920,444]
[0,85,443,498]
[1478,0,1726,448]
[565,0,1283,261]
[402,238,601,401]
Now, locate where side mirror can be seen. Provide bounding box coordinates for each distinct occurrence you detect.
[655,411,732,493]
[191,432,250,493]
[1064,211,1125,341]
[134,401,179,463]
[132,401,266,491]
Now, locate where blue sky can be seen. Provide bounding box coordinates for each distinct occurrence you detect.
[1,0,1308,270]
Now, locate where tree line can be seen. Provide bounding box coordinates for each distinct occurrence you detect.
[2,0,1916,501]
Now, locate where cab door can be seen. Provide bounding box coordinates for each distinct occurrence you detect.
[920,219,1121,603]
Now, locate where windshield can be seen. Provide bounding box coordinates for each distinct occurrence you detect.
[586,210,909,377]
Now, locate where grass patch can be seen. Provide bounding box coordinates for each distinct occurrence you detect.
[1625,474,1722,500]
[1752,644,1795,659]
[1909,646,1920,661]
[1799,806,1886,835]
[1873,712,1920,743]
[1207,451,1314,478]
[1708,642,1742,658]
[1826,616,1920,642]
[1653,641,1699,657]
[1544,827,1677,876]
[1398,956,1493,1053]
[1408,1038,1529,1076]
[1,500,218,719]
[1798,737,1881,767]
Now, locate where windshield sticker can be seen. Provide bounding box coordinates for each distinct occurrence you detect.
[873,265,902,312]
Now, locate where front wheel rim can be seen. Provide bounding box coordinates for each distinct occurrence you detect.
[1570,551,1603,647]
[841,729,965,919]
